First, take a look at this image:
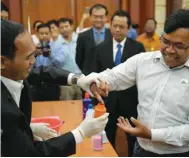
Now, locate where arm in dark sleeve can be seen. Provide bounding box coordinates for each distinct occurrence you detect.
[2,126,76,156]
[76,34,85,71]
[27,65,71,86]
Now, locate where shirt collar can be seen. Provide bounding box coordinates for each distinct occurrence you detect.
[92,27,106,34]
[1,76,24,92]
[113,37,127,48]
[154,51,189,68]
[61,32,78,44]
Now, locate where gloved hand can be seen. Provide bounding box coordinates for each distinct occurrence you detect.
[77,112,109,138]
[30,123,58,141]
[77,72,101,97]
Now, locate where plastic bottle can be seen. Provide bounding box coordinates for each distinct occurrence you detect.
[94,103,106,118]
[82,93,92,119]
[92,134,103,151]
[86,104,94,119]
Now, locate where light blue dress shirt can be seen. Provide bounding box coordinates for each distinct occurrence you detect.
[51,33,81,74]
[92,27,106,42]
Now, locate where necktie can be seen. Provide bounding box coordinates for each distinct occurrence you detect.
[115,44,122,65]
[95,32,102,45]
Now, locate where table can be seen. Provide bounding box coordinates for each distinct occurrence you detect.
[32,100,118,157]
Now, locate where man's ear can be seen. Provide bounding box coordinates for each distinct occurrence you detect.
[1,56,7,69]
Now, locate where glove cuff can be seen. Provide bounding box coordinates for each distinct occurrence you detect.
[77,127,85,139]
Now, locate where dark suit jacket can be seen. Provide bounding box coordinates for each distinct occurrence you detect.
[1,66,76,157]
[76,28,112,75]
[94,38,145,118]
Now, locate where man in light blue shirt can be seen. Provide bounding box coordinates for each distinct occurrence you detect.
[35,23,52,67]
[51,18,82,100]
[127,24,138,40]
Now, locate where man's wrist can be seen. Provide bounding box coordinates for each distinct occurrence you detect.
[71,74,84,85]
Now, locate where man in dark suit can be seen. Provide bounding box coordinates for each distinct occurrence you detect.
[93,10,145,156]
[76,4,112,75]
[1,19,109,156]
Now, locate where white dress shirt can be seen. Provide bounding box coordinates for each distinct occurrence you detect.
[98,50,189,154]
[1,76,83,144]
[113,38,126,62]
[1,76,24,108]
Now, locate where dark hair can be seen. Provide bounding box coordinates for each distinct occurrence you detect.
[1,20,25,59]
[47,19,59,28]
[89,4,108,15]
[132,23,139,29]
[33,20,43,29]
[59,18,73,25]
[1,2,9,12]
[164,9,189,34]
[146,18,157,26]
[111,10,131,28]
[37,23,50,32]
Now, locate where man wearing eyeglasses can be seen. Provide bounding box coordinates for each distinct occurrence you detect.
[77,9,189,157]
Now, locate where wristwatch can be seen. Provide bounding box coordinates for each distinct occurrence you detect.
[71,74,82,85]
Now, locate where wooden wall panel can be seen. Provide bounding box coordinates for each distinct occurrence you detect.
[139,0,155,33]
[129,0,140,24]
[2,0,22,23]
[22,0,73,32]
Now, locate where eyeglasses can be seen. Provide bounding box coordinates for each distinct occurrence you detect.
[160,36,189,51]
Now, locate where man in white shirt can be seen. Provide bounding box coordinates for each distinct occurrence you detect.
[1,19,109,156]
[77,9,189,156]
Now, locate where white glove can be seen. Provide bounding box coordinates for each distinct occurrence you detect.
[30,123,58,141]
[77,72,101,97]
[77,112,109,138]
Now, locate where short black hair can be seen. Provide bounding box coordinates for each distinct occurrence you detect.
[164,9,189,34]
[37,23,50,32]
[146,18,157,26]
[33,20,43,29]
[59,18,73,25]
[89,4,108,16]
[47,19,59,28]
[1,19,25,59]
[111,10,131,28]
[132,23,139,29]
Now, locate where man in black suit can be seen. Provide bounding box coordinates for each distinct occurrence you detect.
[1,20,109,157]
[76,4,112,75]
[93,10,145,156]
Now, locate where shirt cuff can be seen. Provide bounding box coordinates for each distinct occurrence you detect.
[67,73,74,85]
[71,129,83,144]
[151,129,165,142]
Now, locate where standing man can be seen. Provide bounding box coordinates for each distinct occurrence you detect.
[51,18,82,100]
[94,10,145,156]
[137,18,160,51]
[76,4,112,75]
[47,19,61,41]
[1,19,109,156]
[77,9,189,157]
